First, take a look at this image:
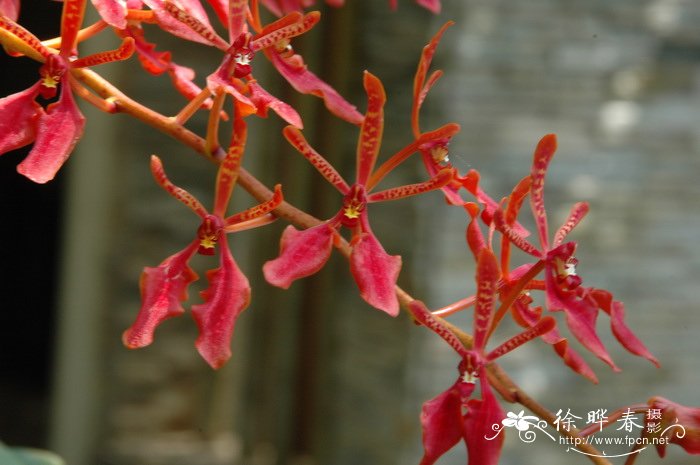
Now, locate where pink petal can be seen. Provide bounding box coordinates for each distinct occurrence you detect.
[419,383,467,465]
[0,0,20,20]
[146,0,223,47]
[0,84,43,156]
[551,337,598,383]
[192,240,251,369]
[268,51,363,125]
[206,64,256,114]
[90,0,128,29]
[609,302,658,366]
[122,240,199,348]
[17,86,85,183]
[592,290,659,367]
[247,81,303,128]
[350,230,402,316]
[463,376,505,465]
[512,300,598,382]
[647,397,700,456]
[263,223,335,288]
[124,25,170,75]
[546,275,619,371]
[206,0,230,30]
[416,0,441,13]
[461,169,530,238]
[260,0,283,16]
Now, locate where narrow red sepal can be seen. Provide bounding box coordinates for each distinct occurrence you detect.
[530,134,557,250]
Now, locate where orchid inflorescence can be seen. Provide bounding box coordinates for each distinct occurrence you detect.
[1,1,697,463]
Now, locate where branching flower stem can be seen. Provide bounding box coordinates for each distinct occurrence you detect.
[72,67,611,465]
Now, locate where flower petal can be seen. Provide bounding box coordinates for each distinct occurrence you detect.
[150,155,209,217]
[0,0,20,21]
[17,86,85,184]
[192,239,251,369]
[60,0,88,57]
[122,240,199,348]
[356,71,385,185]
[90,0,128,29]
[0,83,43,156]
[592,290,659,367]
[263,223,335,288]
[268,51,363,125]
[146,0,226,47]
[412,21,452,135]
[473,248,499,350]
[350,229,401,316]
[647,397,700,456]
[206,64,256,115]
[247,80,303,128]
[551,286,619,371]
[553,202,589,247]
[409,300,469,359]
[512,299,599,382]
[416,0,441,14]
[283,126,350,194]
[530,134,557,250]
[419,383,466,465]
[463,376,505,465]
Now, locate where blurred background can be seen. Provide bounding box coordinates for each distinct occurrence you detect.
[1,1,699,464]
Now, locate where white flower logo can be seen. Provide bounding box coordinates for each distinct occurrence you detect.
[502,410,539,432]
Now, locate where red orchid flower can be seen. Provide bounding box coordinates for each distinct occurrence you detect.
[493,134,658,371]
[0,0,135,183]
[159,0,362,125]
[122,116,283,369]
[411,249,555,465]
[645,397,700,457]
[410,21,514,222]
[79,1,219,105]
[264,71,454,316]
[480,176,598,382]
[260,0,441,16]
